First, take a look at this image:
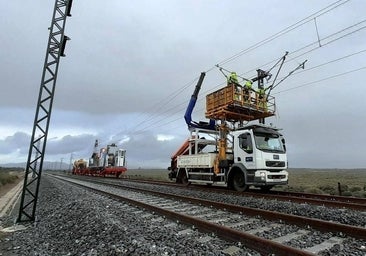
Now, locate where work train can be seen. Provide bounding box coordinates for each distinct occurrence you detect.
[72,143,127,178]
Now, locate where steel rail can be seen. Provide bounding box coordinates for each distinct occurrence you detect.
[89,179,366,240]
[242,191,366,211]
[57,176,315,256]
[266,190,366,204]
[114,177,366,211]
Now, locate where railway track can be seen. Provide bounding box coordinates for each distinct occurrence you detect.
[243,190,366,211]
[94,176,366,211]
[52,174,366,255]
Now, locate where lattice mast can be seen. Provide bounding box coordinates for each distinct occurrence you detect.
[17,0,73,222]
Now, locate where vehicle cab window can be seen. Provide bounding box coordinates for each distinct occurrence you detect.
[238,133,253,154]
[254,132,286,153]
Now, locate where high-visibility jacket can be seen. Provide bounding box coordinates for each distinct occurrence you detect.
[258,88,265,96]
[245,80,252,89]
[228,72,239,84]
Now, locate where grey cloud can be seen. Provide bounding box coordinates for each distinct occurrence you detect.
[46,134,96,155]
[0,132,30,154]
[1,0,366,169]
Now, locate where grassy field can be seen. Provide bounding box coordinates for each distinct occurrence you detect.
[124,168,366,197]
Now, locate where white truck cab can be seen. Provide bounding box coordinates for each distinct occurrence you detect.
[230,124,288,191]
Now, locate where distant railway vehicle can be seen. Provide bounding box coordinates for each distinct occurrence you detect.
[72,140,127,178]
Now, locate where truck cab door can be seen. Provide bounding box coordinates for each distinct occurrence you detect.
[236,133,256,169]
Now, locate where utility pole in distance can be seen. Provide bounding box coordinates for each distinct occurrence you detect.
[60,158,64,170]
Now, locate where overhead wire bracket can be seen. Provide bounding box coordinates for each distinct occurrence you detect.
[268,59,308,96]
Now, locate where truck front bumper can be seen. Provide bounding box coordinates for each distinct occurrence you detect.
[253,170,288,185]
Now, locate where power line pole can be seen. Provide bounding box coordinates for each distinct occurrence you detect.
[69,153,74,172]
[17,0,73,223]
[60,158,64,170]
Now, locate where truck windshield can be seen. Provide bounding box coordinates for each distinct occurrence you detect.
[254,132,285,153]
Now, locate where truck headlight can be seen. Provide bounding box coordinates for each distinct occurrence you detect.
[260,171,266,180]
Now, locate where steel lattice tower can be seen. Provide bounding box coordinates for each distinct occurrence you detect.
[17,0,73,222]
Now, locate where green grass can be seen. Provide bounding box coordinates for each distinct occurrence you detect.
[124,168,366,197]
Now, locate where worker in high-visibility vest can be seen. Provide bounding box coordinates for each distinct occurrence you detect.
[227,72,239,85]
[244,80,252,90]
[257,88,267,111]
[244,80,253,103]
[227,72,241,102]
[258,88,265,97]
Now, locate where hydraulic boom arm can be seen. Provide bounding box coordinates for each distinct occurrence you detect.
[184,72,216,130]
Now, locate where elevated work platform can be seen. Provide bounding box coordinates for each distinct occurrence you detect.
[205,84,275,122]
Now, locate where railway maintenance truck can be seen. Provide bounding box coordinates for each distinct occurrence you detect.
[169,66,290,191]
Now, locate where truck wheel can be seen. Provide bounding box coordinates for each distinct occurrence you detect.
[232,171,248,192]
[181,174,190,186]
[177,170,190,186]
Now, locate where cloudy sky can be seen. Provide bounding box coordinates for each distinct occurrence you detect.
[1,0,365,169]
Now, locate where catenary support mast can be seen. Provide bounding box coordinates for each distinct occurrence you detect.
[17,0,73,222]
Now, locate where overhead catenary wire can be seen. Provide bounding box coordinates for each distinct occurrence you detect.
[295,49,366,74]
[122,77,199,134]
[214,20,366,95]
[136,66,366,134]
[209,0,350,69]
[157,66,366,133]
[133,50,366,136]
[212,13,366,98]
[288,20,366,61]
[270,60,308,92]
[274,66,366,94]
[237,19,366,80]
[214,20,366,96]
[131,39,366,136]
[125,0,351,135]
[271,48,366,84]
[118,0,363,139]
[131,58,366,136]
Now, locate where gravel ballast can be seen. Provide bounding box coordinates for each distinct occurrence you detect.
[2,175,365,255]
[120,180,366,227]
[101,178,366,255]
[0,175,258,256]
